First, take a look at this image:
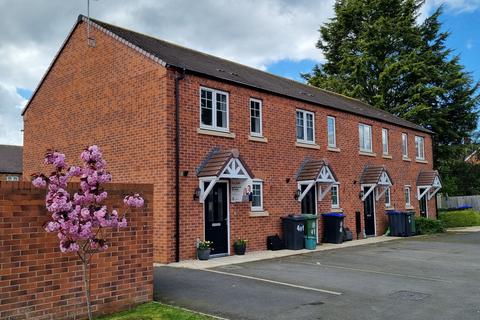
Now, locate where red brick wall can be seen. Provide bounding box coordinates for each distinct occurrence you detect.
[0,181,153,320]
[175,74,436,260]
[22,21,176,263]
[23,19,436,263]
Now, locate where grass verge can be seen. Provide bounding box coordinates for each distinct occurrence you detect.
[96,302,214,320]
[439,209,480,228]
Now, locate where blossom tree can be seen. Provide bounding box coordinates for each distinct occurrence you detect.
[32,145,144,320]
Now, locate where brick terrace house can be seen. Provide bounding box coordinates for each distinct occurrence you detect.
[0,145,22,181]
[22,16,442,263]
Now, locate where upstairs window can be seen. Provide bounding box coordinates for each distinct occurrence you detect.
[296,110,315,144]
[402,133,408,158]
[359,123,372,152]
[200,87,229,131]
[251,180,263,211]
[415,136,425,160]
[6,176,19,181]
[250,98,263,136]
[327,116,336,148]
[382,128,389,155]
[331,185,340,208]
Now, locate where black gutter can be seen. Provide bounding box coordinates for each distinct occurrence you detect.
[174,68,186,262]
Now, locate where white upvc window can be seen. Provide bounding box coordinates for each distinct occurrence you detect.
[331,185,340,208]
[404,186,411,207]
[327,116,336,148]
[6,176,19,181]
[415,136,425,160]
[251,180,264,211]
[382,128,389,155]
[385,187,391,207]
[402,133,408,158]
[200,87,229,132]
[296,110,315,144]
[250,98,263,136]
[359,123,373,152]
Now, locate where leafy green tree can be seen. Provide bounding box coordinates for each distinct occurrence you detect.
[304,0,479,165]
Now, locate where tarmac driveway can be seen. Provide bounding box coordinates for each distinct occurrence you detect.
[154,232,480,320]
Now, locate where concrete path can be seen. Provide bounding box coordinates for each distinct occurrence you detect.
[155,231,480,320]
[161,235,400,270]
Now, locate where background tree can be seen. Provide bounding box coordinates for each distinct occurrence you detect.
[32,146,144,320]
[304,0,479,166]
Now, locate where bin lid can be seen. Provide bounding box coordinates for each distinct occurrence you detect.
[386,210,402,215]
[321,213,345,217]
[281,214,306,221]
[301,214,318,219]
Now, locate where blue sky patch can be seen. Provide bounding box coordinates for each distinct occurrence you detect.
[16,87,33,100]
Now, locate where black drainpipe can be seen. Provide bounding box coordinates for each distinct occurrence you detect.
[175,68,186,262]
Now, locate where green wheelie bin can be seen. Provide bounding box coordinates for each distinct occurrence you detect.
[302,214,318,250]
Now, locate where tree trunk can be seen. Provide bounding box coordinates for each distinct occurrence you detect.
[82,260,93,320]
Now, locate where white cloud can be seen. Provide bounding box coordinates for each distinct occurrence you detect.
[421,0,480,19]
[0,83,25,145]
[0,0,336,145]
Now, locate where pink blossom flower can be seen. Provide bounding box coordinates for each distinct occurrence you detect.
[124,194,145,208]
[32,176,47,188]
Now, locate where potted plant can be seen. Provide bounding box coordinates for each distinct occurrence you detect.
[197,240,212,260]
[233,239,247,255]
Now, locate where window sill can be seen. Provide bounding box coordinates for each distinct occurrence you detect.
[382,154,392,159]
[197,128,236,139]
[249,135,268,143]
[359,151,376,157]
[250,210,269,217]
[331,208,343,213]
[402,157,412,162]
[327,146,341,152]
[415,158,428,164]
[296,142,320,149]
[405,205,414,210]
[385,206,395,210]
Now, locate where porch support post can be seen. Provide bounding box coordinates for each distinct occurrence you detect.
[298,181,315,202]
[318,183,334,201]
[200,177,219,203]
[376,186,389,201]
[361,185,376,202]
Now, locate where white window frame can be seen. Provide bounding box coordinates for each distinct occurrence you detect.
[296,109,315,144]
[385,187,391,207]
[251,180,264,212]
[331,184,340,208]
[402,133,408,158]
[199,87,229,132]
[327,116,337,148]
[382,128,389,155]
[6,176,19,181]
[249,98,263,137]
[404,186,411,207]
[415,136,425,160]
[359,123,373,152]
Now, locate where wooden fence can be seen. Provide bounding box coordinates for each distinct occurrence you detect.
[437,194,480,211]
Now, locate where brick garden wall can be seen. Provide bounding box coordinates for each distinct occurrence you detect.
[0,181,153,320]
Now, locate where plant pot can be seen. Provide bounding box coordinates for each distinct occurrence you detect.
[233,244,246,255]
[197,248,210,260]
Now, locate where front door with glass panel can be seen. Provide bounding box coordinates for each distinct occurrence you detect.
[301,185,317,215]
[363,186,376,236]
[204,181,229,256]
[419,188,427,217]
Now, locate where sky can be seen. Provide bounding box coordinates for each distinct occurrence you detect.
[1,0,479,146]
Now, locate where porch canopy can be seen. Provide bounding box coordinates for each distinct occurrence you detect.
[196,148,254,203]
[296,159,338,202]
[417,170,442,200]
[359,165,393,201]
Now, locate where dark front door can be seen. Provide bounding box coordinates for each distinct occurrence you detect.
[419,188,427,217]
[301,185,317,215]
[363,186,375,236]
[204,182,229,256]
